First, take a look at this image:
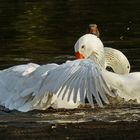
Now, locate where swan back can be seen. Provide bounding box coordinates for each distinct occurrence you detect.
[104,47,130,74]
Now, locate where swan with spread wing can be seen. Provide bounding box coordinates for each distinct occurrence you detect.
[0,34,139,112]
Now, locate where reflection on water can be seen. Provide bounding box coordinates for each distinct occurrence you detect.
[33,105,140,123]
[0,103,140,124]
[0,0,140,135]
[0,103,140,126]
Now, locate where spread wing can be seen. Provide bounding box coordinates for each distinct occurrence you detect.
[31,59,116,109]
[0,63,59,111]
[0,60,115,112]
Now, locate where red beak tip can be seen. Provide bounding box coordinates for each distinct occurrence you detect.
[75,52,84,59]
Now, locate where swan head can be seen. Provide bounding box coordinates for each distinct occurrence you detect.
[74,34,105,68]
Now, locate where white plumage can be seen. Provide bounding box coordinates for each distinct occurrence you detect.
[104,47,130,74]
[0,34,139,112]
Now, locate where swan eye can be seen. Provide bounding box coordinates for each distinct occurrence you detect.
[81,45,85,49]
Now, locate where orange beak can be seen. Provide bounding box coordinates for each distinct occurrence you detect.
[75,51,84,59]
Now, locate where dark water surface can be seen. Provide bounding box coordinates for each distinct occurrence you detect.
[0,0,140,139]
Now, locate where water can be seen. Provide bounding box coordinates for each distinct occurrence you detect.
[0,0,140,70]
[0,0,140,139]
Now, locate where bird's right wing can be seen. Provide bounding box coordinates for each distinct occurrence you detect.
[0,63,59,111]
[32,59,116,109]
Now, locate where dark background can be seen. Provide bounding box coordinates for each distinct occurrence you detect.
[0,0,139,70]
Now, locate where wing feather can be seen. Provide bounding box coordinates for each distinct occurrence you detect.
[84,68,94,107]
[0,59,115,111]
[90,68,104,107]
[79,77,86,103]
[35,59,114,108]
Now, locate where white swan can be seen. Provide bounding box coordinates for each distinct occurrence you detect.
[0,34,139,112]
[74,34,140,102]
